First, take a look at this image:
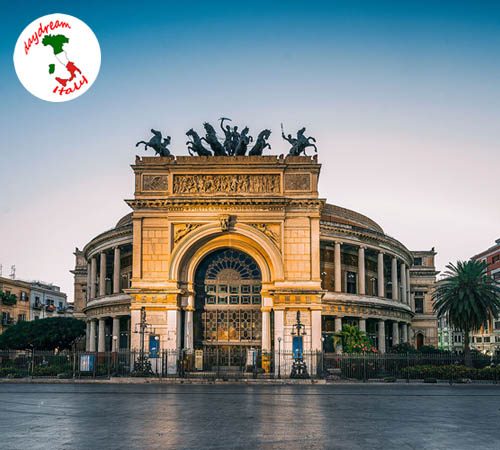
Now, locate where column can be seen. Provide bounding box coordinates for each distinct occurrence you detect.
[335,317,343,353]
[99,252,106,297]
[407,324,412,345]
[89,320,96,352]
[406,268,411,304]
[378,320,386,353]
[392,322,400,347]
[334,242,342,292]
[85,321,91,350]
[391,257,399,301]
[359,318,366,333]
[113,246,121,294]
[311,309,322,351]
[112,317,120,352]
[377,252,385,297]
[261,308,271,352]
[184,295,194,350]
[90,257,97,299]
[98,318,106,352]
[86,262,91,301]
[358,246,366,295]
[400,323,408,343]
[401,262,407,304]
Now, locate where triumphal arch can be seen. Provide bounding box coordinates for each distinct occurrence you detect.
[125,154,324,369]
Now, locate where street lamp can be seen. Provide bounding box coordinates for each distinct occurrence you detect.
[290,311,309,379]
[277,337,282,379]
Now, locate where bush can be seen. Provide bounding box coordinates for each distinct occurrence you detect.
[407,365,500,380]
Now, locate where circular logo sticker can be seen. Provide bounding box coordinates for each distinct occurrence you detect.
[13,13,101,102]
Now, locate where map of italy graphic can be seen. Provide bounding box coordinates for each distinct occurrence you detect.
[42,34,83,89]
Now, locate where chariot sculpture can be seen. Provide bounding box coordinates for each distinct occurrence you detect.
[137,119,317,157]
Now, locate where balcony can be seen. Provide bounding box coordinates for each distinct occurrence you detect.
[56,306,66,314]
[33,302,43,310]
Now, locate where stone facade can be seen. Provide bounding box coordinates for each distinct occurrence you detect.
[0,276,31,334]
[73,155,438,371]
[470,238,500,354]
[408,250,439,348]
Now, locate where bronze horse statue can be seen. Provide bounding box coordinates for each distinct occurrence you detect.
[248,129,271,156]
[202,123,226,156]
[186,129,212,156]
[281,125,317,156]
[234,126,253,156]
[136,129,171,156]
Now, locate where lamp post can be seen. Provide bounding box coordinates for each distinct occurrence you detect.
[290,311,309,379]
[277,337,282,379]
[133,306,154,374]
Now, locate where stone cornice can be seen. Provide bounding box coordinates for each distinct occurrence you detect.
[82,226,133,259]
[320,221,413,263]
[126,197,324,212]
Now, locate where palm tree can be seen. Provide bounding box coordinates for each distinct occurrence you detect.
[433,260,500,365]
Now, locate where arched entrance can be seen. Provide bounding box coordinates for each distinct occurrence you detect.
[416,332,424,349]
[194,248,262,368]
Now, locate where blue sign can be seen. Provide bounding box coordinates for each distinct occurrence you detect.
[149,335,160,358]
[79,354,95,372]
[292,336,303,359]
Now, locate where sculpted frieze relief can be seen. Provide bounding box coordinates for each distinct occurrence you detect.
[249,223,280,247]
[173,223,202,245]
[143,174,169,191]
[172,174,281,194]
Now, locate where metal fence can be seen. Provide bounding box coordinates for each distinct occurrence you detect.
[1,350,499,382]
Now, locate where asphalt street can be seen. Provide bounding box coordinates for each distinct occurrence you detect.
[0,383,498,449]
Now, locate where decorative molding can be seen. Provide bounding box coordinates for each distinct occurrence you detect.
[142,174,168,191]
[172,174,281,194]
[219,214,231,232]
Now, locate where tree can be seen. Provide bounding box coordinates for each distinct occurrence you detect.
[433,260,500,365]
[337,324,375,353]
[0,317,85,350]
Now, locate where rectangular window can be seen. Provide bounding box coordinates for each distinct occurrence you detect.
[492,255,500,263]
[477,337,483,343]
[346,271,357,294]
[484,337,491,343]
[414,290,424,313]
[495,321,500,330]
[413,257,422,266]
[17,314,25,322]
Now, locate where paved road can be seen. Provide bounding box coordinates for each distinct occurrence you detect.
[0,383,499,449]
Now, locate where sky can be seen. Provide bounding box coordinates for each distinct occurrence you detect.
[0,1,499,301]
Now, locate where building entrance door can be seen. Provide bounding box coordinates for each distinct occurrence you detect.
[194,248,262,369]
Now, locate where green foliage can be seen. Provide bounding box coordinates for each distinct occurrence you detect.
[0,317,85,350]
[389,343,418,354]
[433,260,500,363]
[407,364,500,380]
[338,324,376,353]
[0,290,17,306]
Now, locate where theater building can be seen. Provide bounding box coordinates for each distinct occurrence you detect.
[72,155,437,370]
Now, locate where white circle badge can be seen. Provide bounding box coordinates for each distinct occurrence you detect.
[13,13,101,102]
